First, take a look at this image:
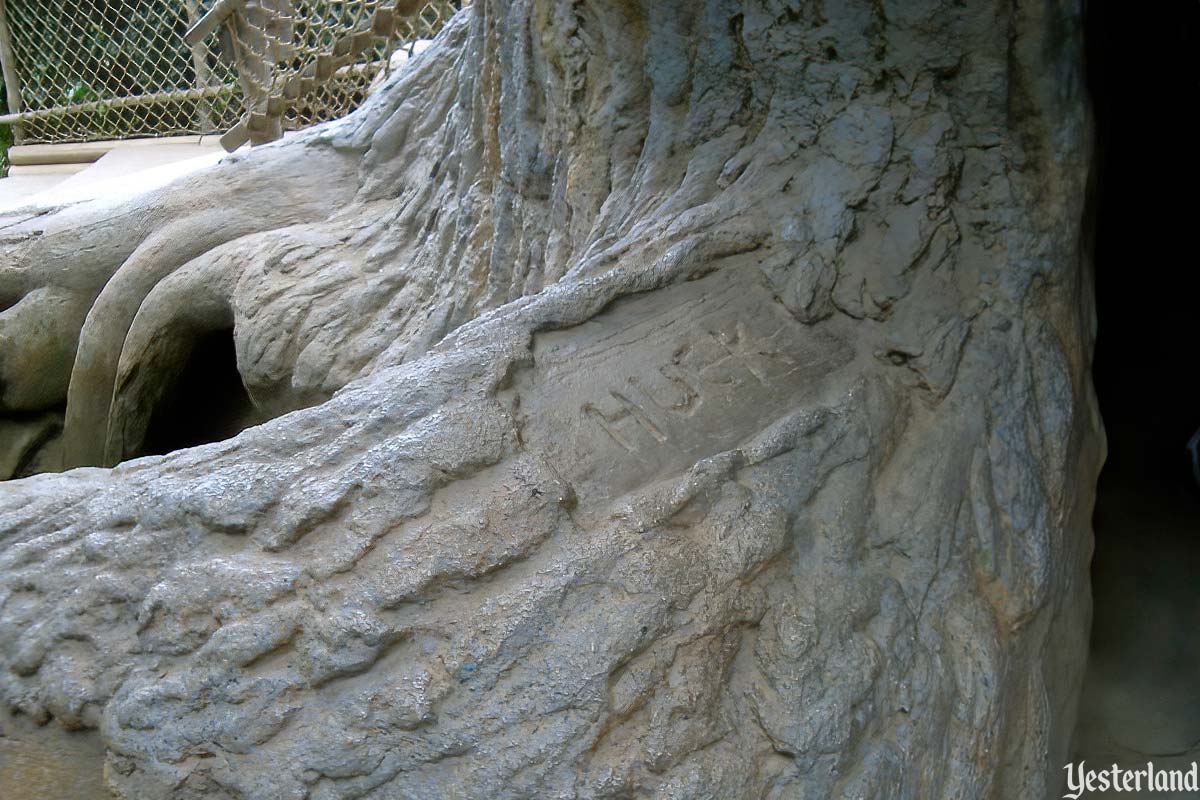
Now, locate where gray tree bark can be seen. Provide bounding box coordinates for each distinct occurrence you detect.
[0,1,1099,797]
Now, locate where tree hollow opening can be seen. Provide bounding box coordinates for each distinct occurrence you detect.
[137,327,260,459]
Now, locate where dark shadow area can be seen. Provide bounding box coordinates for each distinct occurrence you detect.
[1073,0,1200,779]
[138,327,260,458]
[3,406,64,480]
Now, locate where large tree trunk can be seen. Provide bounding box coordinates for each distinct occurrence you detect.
[0,1,1098,798]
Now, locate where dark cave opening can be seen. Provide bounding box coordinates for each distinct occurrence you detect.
[1075,0,1200,765]
[137,328,260,459]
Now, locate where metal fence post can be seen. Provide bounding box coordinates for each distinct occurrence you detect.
[185,0,217,132]
[0,0,25,144]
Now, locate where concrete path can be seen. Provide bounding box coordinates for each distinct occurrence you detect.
[0,136,230,213]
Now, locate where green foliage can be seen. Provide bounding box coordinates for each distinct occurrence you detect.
[65,82,100,105]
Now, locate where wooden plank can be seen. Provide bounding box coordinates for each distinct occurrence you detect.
[8,136,218,166]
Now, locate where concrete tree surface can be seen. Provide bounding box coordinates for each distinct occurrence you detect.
[0,1,1099,798]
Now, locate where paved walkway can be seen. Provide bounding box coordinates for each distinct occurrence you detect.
[0,136,229,212]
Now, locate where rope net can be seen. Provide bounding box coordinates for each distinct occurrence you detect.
[1,0,462,146]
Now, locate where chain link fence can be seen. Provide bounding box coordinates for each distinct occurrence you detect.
[281,2,459,130]
[0,0,462,147]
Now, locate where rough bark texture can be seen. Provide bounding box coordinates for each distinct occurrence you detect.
[0,1,1099,798]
